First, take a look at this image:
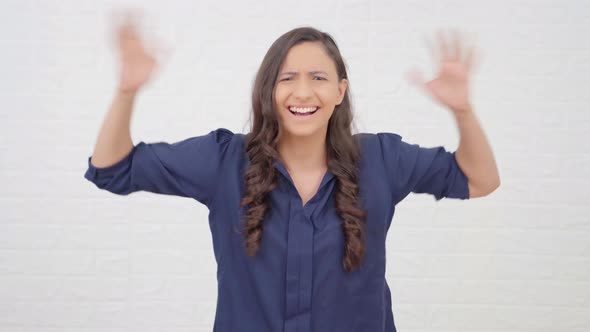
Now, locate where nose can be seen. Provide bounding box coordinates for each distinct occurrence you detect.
[292,78,314,100]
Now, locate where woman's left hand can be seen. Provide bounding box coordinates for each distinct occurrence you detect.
[406,28,481,116]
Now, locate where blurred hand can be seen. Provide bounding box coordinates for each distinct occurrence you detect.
[111,9,169,93]
[406,28,481,115]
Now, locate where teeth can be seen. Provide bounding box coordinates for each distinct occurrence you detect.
[289,106,318,113]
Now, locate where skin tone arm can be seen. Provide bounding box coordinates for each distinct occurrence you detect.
[453,106,500,197]
[90,91,136,167]
[406,29,500,198]
[90,10,167,167]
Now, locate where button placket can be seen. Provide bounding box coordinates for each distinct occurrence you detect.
[284,198,314,332]
[298,208,314,330]
[273,159,332,332]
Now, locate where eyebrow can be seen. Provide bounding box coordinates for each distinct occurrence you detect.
[280,70,328,76]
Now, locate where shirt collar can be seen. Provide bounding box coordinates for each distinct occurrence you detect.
[273,158,335,191]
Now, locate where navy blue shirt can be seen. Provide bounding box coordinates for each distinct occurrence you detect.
[84,128,470,332]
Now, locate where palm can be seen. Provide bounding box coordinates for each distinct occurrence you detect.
[117,25,157,92]
[426,61,470,111]
[407,29,480,113]
[111,10,169,93]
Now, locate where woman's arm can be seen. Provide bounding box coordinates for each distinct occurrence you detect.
[90,10,161,167]
[89,90,135,167]
[406,28,500,198]
[453,106,500,198]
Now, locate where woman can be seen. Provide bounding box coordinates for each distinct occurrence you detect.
[85,11,500,332]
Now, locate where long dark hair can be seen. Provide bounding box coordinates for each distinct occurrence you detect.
[240,26,367,272]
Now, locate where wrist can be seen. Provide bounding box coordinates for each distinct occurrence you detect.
[116,86,138,98]
[452,104,474,119]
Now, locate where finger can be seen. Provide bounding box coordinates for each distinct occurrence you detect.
[463,32,479,72]
[114,8,144,41]
[464,46,474,72]
[423,33,439,65]
[109,8,130,26]
[451,29,462,62]
[117,25,143,55]
[118,22,137,39]
[437,29,449,61]
[123,7,145,27]
[117,16,147,52]
[109,7,142,30]
[466,47,482,74]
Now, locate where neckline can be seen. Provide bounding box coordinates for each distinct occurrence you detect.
[273,158,334,208]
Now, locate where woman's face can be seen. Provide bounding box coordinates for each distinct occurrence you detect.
[274,41,348,139]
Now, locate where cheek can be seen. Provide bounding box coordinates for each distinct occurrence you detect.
[274,86,286,100]
[317,86,339,102]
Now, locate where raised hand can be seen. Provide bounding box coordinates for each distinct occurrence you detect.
[111,9,169,93]
[406,29,481,115]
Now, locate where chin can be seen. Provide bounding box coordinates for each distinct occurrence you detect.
[281,123,327,139]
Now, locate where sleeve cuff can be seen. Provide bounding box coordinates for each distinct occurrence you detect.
[84,145,139,182]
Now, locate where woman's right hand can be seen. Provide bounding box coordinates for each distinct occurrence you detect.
[112,10,166,94]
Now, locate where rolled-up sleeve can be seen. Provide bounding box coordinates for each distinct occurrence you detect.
[84,128,234,206]
[377,132,470,204]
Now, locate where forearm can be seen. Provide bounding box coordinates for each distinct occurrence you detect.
[89,89,136,168]
[453,106,500,192]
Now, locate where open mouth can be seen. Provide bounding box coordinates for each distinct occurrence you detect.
[288,106,319,117]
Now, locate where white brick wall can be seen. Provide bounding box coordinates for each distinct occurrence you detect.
[1,0,589,331]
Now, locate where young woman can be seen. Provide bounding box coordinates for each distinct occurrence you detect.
[85,12,500,332]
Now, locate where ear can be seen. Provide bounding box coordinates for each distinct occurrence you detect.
[337,78,348,105]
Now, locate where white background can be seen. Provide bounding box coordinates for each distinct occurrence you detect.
[1,0,589,331]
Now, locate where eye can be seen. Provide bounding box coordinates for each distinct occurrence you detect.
[313,76,326,81]
[280,77,292,81]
